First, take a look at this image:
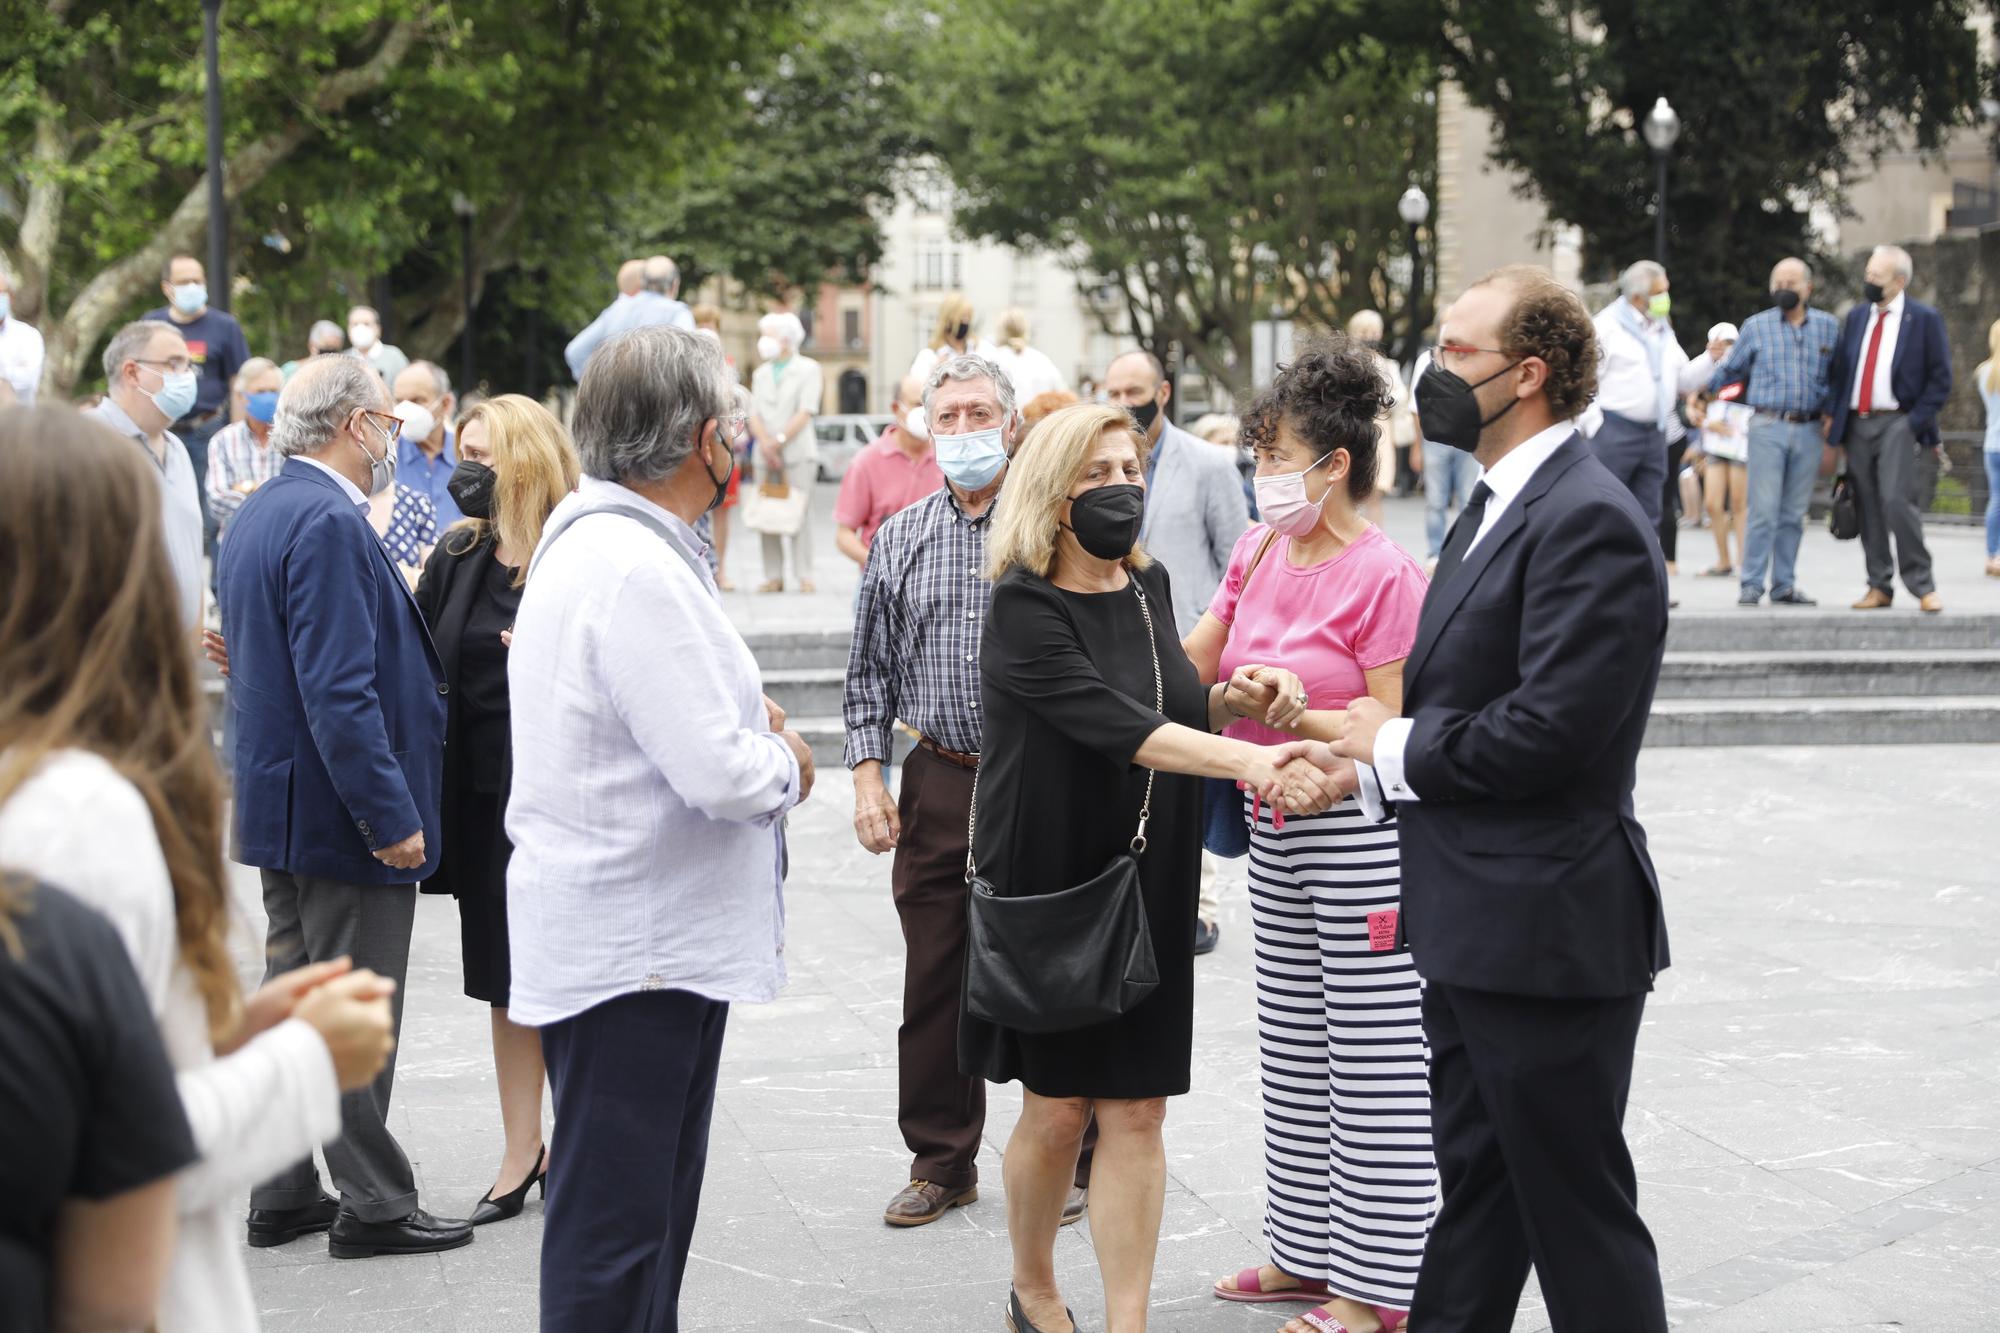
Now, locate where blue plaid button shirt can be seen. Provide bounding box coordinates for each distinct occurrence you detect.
[1708,305,1841,416]
[842,486,991,767]
[204,420,285,538]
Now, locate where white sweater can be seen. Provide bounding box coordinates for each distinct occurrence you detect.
[0,749,340,1333]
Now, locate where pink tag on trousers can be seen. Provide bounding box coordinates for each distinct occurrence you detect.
[1367,910,1399,952]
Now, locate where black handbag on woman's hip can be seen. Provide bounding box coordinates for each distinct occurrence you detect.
[963,582,1163,1034]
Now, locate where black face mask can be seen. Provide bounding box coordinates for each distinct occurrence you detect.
[1126,397,1160,435]
[1861,280,1887,305]
[1771,288,1801,313]
[1064,483,1146,560]
[446,459,497,519]
[953,321,971,341]
[701,430,735,513]
[1415,359,1522,454]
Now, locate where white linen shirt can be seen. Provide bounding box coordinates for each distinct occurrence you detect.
[1360,421,1575,812]
[0,314,45,403]
[1587,300,1690,427]
[1847,292,1904,412]
[506,478,801,1026]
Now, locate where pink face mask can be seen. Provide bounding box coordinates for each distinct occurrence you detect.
[1252,449,1336,537]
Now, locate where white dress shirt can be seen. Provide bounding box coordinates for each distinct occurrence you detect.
[0,314,45,404]
[1359,420,1576,815]
[1848,292,1904,412]
[506,477,801,1026]
[294,451,369,505]
[0,749,341,1333]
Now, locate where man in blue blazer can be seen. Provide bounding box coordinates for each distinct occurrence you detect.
[1826,244,1950,613]
[1335,266,1671,1332]
[216,356,471,1259]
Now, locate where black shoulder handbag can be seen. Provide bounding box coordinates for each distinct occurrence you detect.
[963,581,1163,1034]
[1829,468,1860,541]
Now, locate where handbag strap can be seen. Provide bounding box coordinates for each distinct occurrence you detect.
[966,578,1163,879]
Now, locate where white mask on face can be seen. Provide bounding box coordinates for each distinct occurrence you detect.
[756,335,783,362]
[354,416,397,496]
[394,399,437,445]
[349,323,380,352]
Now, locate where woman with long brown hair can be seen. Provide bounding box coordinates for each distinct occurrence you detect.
[0,404,395,1332]
[414,394,580,1224]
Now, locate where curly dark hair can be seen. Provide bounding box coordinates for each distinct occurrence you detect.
[1475,264,1600,420]
[1239,333,1391,501]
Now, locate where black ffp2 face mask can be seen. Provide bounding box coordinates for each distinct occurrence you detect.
[1415,359,1522,454]
[1771,288,1802,313]
[1126,397,1160,435]
[1064,483,1146,560]
[447,459,497,519]
[1861,280,1887,305]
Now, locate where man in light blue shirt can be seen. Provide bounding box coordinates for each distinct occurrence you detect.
[563,254,697,380]
[390,360,461,525]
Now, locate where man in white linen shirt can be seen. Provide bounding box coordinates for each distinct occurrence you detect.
[1578,259,1709,531]
[0,263,45,404]
[507,323,815,1333]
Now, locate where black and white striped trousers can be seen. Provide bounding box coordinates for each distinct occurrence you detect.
[1247,796,1437,1309]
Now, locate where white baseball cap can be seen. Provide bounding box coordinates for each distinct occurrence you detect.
[1707,322,1739,343]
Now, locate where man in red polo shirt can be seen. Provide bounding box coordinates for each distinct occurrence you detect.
[834,376,943,566]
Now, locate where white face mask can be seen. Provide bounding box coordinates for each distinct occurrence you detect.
[353,416,398,496]
[394,399,437,445]
[1252,448,1337,537]
[349,323,380,352]
[756,335,783,362]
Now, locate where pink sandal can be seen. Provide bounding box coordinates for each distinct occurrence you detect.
[1212,1266,1329,1305]
[1294,1304,1409,1332]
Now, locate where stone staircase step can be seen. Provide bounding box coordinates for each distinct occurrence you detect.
[1645,695,2000,747]
[759,667,847,719]
[1665,611,2000,652]
[741,629,852,670]
[1656,650,2000,699]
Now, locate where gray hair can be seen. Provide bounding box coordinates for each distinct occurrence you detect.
[643,255,680,295]
[307,319,344,350]
[234,357,281,388]
[102,319,183,381]
[573,325,732,483]
[347,304,380,324]
[405,359,452,398]
[270,355,388,457]
[1620,259,1667,299]
[1345,309,1385,341]
[758,310,807,352]
[922,351,1017,422]
[1871,244,1914,283]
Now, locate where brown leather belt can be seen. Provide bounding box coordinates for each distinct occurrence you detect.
[1853,408,1905,419]
[915,735,978,769]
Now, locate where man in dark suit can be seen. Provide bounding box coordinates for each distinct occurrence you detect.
[1332,265,1671,1332]
[217,355,473,1259]
[1826,244,1951,613]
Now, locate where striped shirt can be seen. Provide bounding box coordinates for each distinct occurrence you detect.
[205,421,285,538]
[1708,305,1841,416]
[842,486,991,767]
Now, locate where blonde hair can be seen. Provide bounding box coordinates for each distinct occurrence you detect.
[448,394,581,587]
[690,302,722,332]
[929,293,975,350]
[997,306,1032,352]
[987,404,1153,580]
[1981,318,2000,393]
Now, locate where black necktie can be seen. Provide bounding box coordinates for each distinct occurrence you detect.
[1430,481,1493,595]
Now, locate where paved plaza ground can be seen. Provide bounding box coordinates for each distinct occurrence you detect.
[242,491,2000,1331]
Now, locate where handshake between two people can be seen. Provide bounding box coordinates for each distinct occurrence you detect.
[1224,663,1398,808]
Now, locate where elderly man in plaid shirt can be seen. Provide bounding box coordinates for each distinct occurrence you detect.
[843,352,1095,1230]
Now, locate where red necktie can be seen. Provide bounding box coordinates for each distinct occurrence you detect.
[1857,309,1887,414]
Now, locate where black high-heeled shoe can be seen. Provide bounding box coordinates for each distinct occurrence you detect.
[1005,1287,1075,1333]
[469,1145,546,1227]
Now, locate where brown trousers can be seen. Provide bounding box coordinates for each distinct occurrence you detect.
[893,743,1094,1190]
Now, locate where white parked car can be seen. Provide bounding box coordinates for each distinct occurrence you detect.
[814,415,895,481]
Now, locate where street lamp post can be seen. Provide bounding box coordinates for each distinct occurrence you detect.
[451,193,477,393]
[201,0,228,311]
[1643,96,1681,265]
[1397,184,1430,363]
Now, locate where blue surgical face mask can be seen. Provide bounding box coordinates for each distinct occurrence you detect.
[934,425,1009,490]
[245,391,280,424]
[171,282,207,314]
[145,366,199,422]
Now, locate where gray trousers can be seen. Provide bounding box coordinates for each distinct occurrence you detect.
[1591,411,1667,532]
[757,453,818,584]
[249,869,419,1222]
[1845,413,1935,597]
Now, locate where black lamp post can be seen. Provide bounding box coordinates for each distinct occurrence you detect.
[451,192,477,392]
[201,0,228,311]
[1397,184,1430,363]
[1643,97,1681,265]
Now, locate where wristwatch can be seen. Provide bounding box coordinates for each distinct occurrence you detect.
[776,432,788,447]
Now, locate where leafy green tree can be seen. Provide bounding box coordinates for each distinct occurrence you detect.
[917,0,1436,398]
[1439,0,1986,339]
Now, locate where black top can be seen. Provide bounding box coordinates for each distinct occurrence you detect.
[0,881,197,1329]
[960,560,1205,1099]
[459,548,522,782]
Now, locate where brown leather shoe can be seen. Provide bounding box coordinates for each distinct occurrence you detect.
[1060,1186,1087,1227]
[1851,588,1893,610]
[1920,592,1944,614]
[883,1179,977,1227]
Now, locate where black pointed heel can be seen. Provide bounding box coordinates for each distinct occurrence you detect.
[1005,1287,1076,1333]
[469,1145,546,1227]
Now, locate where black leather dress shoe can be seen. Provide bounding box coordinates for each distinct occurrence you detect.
[327,1207,474,1259]
[1194,919,1220,955]
[246,1190,340,1247]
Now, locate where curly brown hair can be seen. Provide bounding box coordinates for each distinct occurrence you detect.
[1473,264,1599,420]
[1239,333,1392,501]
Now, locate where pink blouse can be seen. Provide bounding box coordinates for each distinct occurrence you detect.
[1210,523,1429,747]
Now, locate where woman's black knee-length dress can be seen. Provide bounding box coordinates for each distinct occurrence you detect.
[959,560,1205,1100]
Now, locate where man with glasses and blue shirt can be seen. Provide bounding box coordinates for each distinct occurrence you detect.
[89,320,207,631]
[1708,256,1841,607]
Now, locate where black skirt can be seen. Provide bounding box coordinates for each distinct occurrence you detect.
[452,782,515,1007]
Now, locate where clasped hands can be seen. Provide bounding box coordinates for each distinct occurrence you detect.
[1225,663,1393,772]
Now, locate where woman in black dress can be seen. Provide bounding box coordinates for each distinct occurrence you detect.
[413,394,579,1226]
[965,403,1349,1333]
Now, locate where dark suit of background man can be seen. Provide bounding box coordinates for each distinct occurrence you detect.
[218,356,472,1260]
[1826,243,1951,614]
[1334,265,1672,1333]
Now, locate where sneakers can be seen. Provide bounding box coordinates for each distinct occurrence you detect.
[1769,587,1817,606]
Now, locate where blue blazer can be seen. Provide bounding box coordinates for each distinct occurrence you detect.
[1826,297,1952,447]
[217,459,447,884]
[1396,434,1671,998]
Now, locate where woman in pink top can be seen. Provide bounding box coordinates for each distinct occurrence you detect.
[1183,339,1432,1333]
